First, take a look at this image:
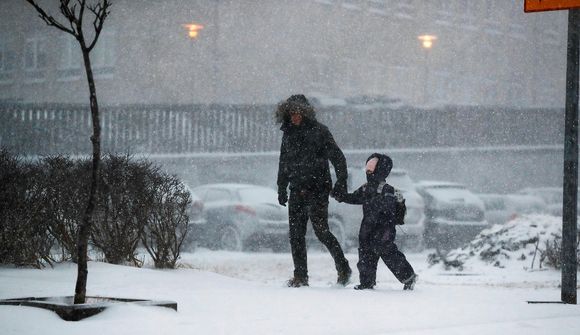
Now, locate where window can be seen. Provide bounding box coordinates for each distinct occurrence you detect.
[0,38,16,82]
[395,1,416,19]
[366,61,387,95]
[341,0,362,11]
[484,2,494,20]
[314,0,334,5]
[203,188,232,202]
[341,57,358,95]
[481,76,499,104]
[436,2,453,15]
[58,35,82,79]
[24,36,48,81]
[458,2,478,30]
[507,79,527,107]
[387,65,413,101]
[434,2,454,26]
[368,0,387,15]
[310,53,331,91]
[92,30,116,77]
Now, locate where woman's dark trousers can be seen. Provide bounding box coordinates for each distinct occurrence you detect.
[288,190,349,279]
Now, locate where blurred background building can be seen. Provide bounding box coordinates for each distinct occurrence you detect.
[0,0,568,108]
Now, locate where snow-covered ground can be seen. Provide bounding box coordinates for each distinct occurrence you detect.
[1,247,579,335]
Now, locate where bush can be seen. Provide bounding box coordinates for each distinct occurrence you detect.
[91,155,152,266]
[0,149,54,268]
[542,235,580,269]
[39,155,90,262]
[140,171,191,269]
[0,148,194,269]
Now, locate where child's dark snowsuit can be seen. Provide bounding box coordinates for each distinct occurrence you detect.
[338,153,416,288]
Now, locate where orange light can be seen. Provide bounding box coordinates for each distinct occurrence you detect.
[418,34,437,49]
[182,23,204,39]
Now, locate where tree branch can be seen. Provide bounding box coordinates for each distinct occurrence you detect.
[61,0,80,36]
[25,0,77,37]
[87,0,111,52]
[76,0,86,40]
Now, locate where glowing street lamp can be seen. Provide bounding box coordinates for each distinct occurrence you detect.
[182,23,204,39]
[418,34,437,49]
[418,34,437,105]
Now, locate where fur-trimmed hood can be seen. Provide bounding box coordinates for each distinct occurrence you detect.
[275,94,317,125]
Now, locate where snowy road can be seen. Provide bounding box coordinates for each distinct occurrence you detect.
[1,250,578,335]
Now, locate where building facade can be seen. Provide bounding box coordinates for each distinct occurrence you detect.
[0,0,568,107]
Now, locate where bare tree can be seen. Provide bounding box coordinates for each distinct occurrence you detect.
[25,0,111,304]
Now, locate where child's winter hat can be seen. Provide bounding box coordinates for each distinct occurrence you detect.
[366,153,393,180]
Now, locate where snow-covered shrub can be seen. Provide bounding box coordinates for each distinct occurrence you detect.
[542,235,580,269]
[140,171,191,269]
[428,215,579,271]
[0,149,54,268]
[0,149,193,268]
[91,155,154,266]
[38,155,90,262]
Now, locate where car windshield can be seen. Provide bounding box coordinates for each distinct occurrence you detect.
[480,196,506,210]
[237,187,277,204]
[201,188,232,202]
[423,185,473,202]
[518,188,563,205]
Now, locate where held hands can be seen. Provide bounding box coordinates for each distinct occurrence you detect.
[331,180,347,202]
[278,190,288,206]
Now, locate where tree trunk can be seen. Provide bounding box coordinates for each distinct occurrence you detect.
[74,44,101,305]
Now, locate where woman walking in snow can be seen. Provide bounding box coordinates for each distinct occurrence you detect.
[275,94,352,287]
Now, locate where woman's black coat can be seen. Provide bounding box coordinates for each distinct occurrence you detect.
[277,118,347,194]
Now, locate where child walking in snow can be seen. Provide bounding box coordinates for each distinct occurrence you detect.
[333,153,417,290]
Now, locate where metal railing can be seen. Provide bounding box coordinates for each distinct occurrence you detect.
[0,103,564,156]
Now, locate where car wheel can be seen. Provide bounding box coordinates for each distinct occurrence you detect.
[271,239,290,253]
[218,225,243,251]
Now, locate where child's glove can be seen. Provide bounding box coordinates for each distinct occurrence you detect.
[331,191,344,202]
[332,194,344,202]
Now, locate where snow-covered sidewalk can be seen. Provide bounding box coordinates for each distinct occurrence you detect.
[1,250,578,335]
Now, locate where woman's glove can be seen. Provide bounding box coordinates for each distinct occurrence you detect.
[278,190,288,206]
[331,180,347,200]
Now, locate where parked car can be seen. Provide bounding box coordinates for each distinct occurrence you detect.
[329,167,426,251]
[190,183,289,251]
[181,185,206,251]
[415,181,488,250]
[186,188,206,225]
[478,193,546,226]
[516,187,563,216]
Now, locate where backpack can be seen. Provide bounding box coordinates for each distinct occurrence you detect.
[394,197,406,225]
[380,183,407,225]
